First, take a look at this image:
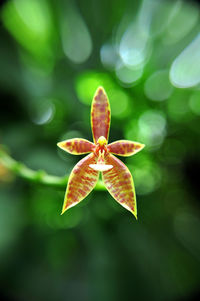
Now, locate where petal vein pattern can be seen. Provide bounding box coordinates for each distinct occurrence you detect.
[107,140,145,157]
[102,153,137,218]
[62,153,99,214]
[91,87,111,144]
[57,138,95,155]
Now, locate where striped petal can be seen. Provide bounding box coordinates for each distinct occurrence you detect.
[91,87,111,144]
[62,153,99,214]
[107,140,145,157]
[57,138,95,155]
[102,153,137,218]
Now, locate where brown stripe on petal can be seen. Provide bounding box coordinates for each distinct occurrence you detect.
[57,138,95,155]
[91,87,111,144]
[107,140,145,157]
[62,153,99,214]
[102,153,137,218]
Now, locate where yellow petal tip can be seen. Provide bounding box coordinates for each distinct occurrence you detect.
[131,210,137,220]
[95,86,107,96]
[61,208,66,215]
[57,142,63,148]
[133,213,138,220]
[97,86,104,91]
[61,204,69,215]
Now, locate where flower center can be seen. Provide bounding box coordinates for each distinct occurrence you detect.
[94,136,108,157]
[97,136,107,146]
[89,149,113,171]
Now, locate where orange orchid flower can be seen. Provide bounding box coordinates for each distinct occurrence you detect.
[57,87,145,218]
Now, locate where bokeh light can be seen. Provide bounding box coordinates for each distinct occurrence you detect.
[75,71,115,105]
[2,0,56,69]
[60,3,92,64]
[115,62,144,85]
[170,34,200,88]
[119,22,151,68]
[163,1,199,45]
[144,70,173,101]
[138,110,167,149]
[100,43,118,70]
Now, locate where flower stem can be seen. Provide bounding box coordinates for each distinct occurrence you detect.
[0,147,105,190]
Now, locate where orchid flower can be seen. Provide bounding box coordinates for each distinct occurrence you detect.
[57,87,145,218]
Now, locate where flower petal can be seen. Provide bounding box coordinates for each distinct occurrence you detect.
[57,138,95,155]
[91,86,111,144]
[107,140,145,157]
[102,153,137,218]
[62,153,99,214]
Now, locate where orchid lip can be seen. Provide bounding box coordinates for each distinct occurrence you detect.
[89,164,113,171]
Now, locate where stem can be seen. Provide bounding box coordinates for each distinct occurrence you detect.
[0,148,105,190]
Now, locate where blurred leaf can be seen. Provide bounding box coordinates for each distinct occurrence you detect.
[2,0,56,68]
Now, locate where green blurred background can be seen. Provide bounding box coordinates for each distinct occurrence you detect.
[1,0,200,300]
